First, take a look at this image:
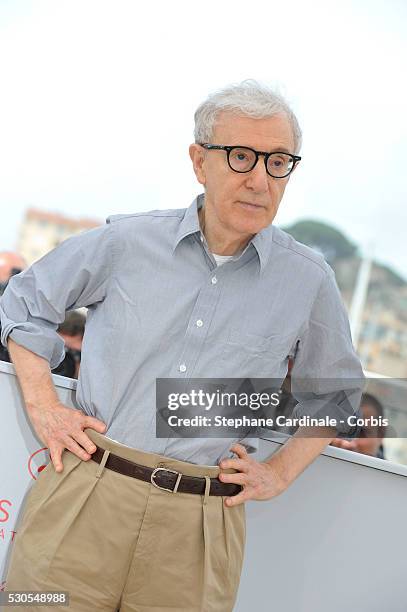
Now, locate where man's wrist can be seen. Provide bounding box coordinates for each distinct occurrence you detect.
[25,397,61,415]
[263,456,291,494]
[263,428,336,490]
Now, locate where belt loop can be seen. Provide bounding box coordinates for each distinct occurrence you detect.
[95,449,111,479]
[172,472,182,494]
[203,476,211,506]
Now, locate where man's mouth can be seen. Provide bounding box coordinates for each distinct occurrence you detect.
[238,201,265,211]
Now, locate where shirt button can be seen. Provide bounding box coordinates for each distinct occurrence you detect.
[179,363,187,372]
[211,276,218,284]
[196,319,203,327]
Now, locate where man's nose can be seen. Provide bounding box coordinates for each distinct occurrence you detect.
[244,157,269,193]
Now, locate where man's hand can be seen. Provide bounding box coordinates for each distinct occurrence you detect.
[6,338,108,474]
[218,443,287,507]
[28,400,107,473]
[219,427,336,507]
[330,438,358,451]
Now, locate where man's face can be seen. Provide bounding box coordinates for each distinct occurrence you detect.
[189,111,297,239]
[58,333,83,352]
[330,403,384,457]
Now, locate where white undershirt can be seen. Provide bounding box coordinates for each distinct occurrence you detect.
[212,253,236,266]
[199,232,243,266]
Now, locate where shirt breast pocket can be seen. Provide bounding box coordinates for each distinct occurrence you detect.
[219,328,296,377]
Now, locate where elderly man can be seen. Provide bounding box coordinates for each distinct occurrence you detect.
[0,80,363,611]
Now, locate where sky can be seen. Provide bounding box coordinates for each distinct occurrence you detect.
[0,0,406,278]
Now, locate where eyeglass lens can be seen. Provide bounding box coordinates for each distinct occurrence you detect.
[228,147,295,177]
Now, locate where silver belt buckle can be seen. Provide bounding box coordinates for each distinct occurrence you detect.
[150,467,182,493]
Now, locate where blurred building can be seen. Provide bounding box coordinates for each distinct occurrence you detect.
[331,258,407,377]
[283,221,407,378]
[17,208,102,265]
[358,295,407,377]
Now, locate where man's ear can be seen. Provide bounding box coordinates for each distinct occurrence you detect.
[189,144,206,186]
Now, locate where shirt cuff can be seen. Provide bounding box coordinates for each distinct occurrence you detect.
[1,322,66,370]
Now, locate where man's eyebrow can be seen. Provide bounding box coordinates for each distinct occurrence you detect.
[267,147,292,154]
[228,144,295,154]
[237,145,294,154]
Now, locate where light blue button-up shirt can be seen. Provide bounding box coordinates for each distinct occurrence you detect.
[0,194,364,464]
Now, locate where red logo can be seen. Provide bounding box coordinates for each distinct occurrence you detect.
[28,448,50,480]
[0,500,11,523]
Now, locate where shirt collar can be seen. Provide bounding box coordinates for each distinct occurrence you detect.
[250,223,273,271]
[172,194,204,250]
[173,193,273,272]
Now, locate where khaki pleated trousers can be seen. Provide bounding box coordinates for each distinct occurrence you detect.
[4,428,246,611]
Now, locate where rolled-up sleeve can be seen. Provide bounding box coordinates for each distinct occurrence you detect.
[0,221,114,370]
[290,264,365,436]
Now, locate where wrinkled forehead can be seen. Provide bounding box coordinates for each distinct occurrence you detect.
[211,110,296,151]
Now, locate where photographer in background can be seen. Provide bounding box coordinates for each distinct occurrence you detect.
[0,251,26,294]
[56,310,85,379]
[0,252,26,362]
[0,251,85,380]
[330,393,386,459]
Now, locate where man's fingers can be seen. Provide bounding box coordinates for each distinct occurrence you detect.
[72,430,97,455]
[61,435,93,461]
[332,439,352,449]
[224,488,250,507]
[219,457,248,471]
[84,416,107,433]
[48,444,64,473]
[230,443,249,457]
[219,471,247,485]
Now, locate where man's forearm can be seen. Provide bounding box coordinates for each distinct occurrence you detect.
[7,337,107,471]
[7,337,60,414]
[265,426,336,489]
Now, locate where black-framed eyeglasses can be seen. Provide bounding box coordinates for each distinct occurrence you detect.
[199,143,301,178]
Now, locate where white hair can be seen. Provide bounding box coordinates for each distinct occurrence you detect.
[194,79,302,154]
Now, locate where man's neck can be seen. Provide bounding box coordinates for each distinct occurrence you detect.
[198,204,253,256]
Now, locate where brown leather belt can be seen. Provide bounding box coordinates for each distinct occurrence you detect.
[90,446,242,496]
